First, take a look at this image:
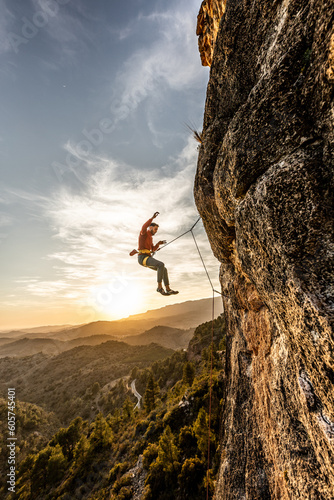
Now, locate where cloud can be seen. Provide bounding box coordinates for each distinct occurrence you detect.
[31,0,84,42]
[0,0,93,64]
[2,137,219,315]
[109,3,208,131]
[30,0,95,66]
[38,136,220,312]
[1,187,48,204]
[0,211,13,242]
[47,137,198,249]
[0,212,13,227]
[0,193,17,241]
[15,277,69,297]
[0,0,16,54]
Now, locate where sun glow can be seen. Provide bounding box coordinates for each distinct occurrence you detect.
[91,280,144,320]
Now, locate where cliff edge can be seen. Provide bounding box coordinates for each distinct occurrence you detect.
[195,1,334,498]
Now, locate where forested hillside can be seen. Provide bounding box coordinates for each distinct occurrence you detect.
[0,342,173,425]
[2,315,226,499]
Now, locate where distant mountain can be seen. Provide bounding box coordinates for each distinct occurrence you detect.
[0,334,117,358]
[0,338,64,357]
[2,324,77,336]
[120,297,223,330]
[15,324,76,333]
[0,337,14,347]
[123,297,222,322]
[123,326,195,350]
[42,299,217,341]
[4,297,223,343]
[65,334,117,348]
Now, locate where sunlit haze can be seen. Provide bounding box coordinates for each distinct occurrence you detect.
[0,0,221,330]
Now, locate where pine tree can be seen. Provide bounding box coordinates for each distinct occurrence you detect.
[157,426,179,475]
[30,447,52,491]
[122,398,133,419]
[50,416,83,460]
[89,412,113,451]
[47,444,68,484]
[72,435,89,467]
[178,457,205,498]
[193,408,209,459]
[144,373,157,413]
[183,361,195,386]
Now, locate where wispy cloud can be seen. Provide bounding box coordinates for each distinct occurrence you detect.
[0,212,13,227]
[0,0,92,63]
[30,0,94,66]
[0,0,16,54]
[0,211,13,243]
[47,137,199,259]
[15,277,69,296]
[4,136,219,317]
[109,5,208,133]
[43,137,218,307]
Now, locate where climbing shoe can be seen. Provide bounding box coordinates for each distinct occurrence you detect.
[157,287,167,296]
[166,289,179,295]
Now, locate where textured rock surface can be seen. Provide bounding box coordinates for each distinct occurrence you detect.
[196,0,226,66]
[195,0,334,498]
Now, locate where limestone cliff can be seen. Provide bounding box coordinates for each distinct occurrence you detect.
[195,1,334,498]
[196,0,226,66]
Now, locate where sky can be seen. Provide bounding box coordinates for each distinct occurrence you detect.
[0,0,221,330]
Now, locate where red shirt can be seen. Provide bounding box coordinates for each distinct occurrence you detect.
[138,218,159,252]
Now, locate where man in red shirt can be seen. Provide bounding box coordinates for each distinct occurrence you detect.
[137,212,179,296]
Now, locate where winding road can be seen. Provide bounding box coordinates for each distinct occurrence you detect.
[131,379,142,409]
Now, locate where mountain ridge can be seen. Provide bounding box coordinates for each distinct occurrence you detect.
[3,297,223,342]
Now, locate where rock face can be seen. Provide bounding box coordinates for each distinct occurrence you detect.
[196,0,226,66]
[195,1,334,498]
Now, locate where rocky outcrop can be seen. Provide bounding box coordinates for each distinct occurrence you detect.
[196,0,226,66]
[128,455,147,500]
[195,1,334,498]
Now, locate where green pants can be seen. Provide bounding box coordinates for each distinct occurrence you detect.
[138,254,169,286]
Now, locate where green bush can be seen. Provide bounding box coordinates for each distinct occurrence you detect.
[178,457,205,497]
[143,443,159,469]
[111,474,132,495]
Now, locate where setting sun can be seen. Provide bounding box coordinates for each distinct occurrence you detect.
[91,280,144,319]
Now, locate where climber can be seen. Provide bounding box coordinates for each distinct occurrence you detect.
[133,212,179,296]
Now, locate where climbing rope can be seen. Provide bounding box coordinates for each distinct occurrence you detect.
[157,216,222,295]
[189,222,217,500]
[156,216,201,252]
[207,289,215,500]
[134,214,221,499]
[159,216,220,499]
